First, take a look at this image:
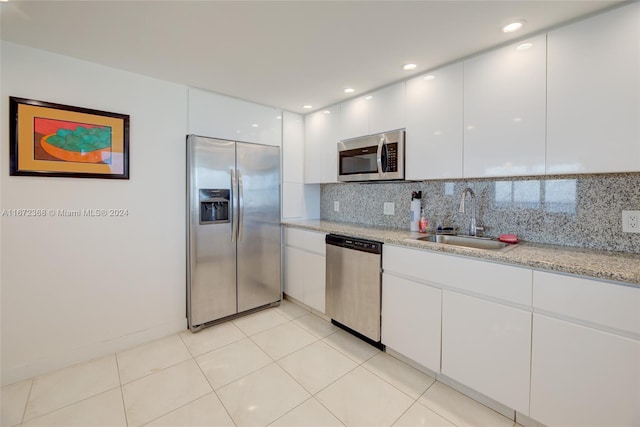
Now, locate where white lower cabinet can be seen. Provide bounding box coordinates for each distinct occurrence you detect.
[530,270,640,426]
[283,228,326,313]
[530,314,640,427]
[283,245,305,302]
[442,290,532,414]
[381,273,441,373]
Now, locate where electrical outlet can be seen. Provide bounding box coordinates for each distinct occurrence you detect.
[383,202,395,215]
[622,210,640,233]
[334,201,339,212]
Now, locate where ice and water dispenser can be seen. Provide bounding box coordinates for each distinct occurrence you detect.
[199,189,230,224]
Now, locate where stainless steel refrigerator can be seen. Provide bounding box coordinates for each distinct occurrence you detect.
[187,135,281,331]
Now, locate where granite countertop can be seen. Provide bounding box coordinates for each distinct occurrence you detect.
[282,219,640,287]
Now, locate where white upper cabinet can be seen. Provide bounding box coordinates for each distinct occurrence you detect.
[368,82,406,135]
[546,2,640,174]
[283,111,304,183]
[340,96,370,141]
[304,104,341,183]
[188,88,282,146]
[405,63,463,180]
[463,34,547,178]
[340,82,405,141]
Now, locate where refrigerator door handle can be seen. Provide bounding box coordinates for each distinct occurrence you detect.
[231,168,237,242]
[238,169,244,241]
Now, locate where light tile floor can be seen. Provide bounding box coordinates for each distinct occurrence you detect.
[1,300,522,427]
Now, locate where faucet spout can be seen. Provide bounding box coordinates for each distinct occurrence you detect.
[459,187,480,236]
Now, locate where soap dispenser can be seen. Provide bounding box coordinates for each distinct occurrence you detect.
[410,191,422,231]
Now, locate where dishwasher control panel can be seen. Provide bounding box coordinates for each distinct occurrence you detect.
[325,234,382,254]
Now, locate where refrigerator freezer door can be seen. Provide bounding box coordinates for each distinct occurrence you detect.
[236,142,282,312]
[187,136,237,327]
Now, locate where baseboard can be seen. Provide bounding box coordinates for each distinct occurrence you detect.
[516,411,548,427]
[435,373,516,420]
[282,293,331,321]
[1,317,187,386]
[384,347,438,379]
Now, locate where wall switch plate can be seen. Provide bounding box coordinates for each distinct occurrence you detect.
[384,202,395,215]
[334,201,339,212]
[622,210,640,233]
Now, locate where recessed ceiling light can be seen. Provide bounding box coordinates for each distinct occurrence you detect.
[516,42,533,51]
[323,110,331,114]
[501,20,525,33]
[402,63,417,71]
[251,124,259,128]
[276,116,282,120]
[303,105,313,109]
[344,88,355,94]
[423,74,435,81]
[365,95,373,100]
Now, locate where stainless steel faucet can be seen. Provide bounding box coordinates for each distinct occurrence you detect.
[459,187,484,237]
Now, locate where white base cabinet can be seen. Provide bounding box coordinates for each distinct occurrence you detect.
[530,314,640,427]
[381,273,441,373]
[530,271,640,426]
[442,290,531,415]
[283,228,326,313]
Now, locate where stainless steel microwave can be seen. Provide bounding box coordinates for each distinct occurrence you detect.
[337,130,405,182]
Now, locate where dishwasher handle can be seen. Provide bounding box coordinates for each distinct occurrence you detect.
[325,234,382,255]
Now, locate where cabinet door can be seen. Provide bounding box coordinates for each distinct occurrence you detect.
[305,252,326,313]
[340,96,370,141]
[320,105,340,183]
[381,273,441,373]
[283,246,305,302]
[188,88,282,146]
[283,112,304,183]
[547,3,640,174]
[368,82,406,135]
[304,111,324,184]
[530,314,640,426]
[463,35,546,177]
[305,105,340,184]
[442,291,531,414]
[406,63,463,180]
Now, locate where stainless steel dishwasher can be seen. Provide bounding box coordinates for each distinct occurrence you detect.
[325,234,383,348]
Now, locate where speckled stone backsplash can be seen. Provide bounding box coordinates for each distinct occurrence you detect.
[320,173,640,254]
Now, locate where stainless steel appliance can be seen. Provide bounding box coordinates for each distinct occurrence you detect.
[325,234,383,347]
[337,130,405,182]
[187,135,281,331]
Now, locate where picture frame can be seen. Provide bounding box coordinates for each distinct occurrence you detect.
[9,97,130,179]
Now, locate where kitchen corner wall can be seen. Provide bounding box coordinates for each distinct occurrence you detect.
[321,173,640,254]
[1,42,188,385]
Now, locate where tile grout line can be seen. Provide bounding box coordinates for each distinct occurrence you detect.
[20,386,124,426]
[179,333,238,427]
[114,353,130,427]
[18,378,35,426]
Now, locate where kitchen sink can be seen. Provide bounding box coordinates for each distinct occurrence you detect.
[415,234,518,252]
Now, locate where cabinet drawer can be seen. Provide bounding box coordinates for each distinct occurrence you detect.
[284,227,326,255]
[384,245,532,306]
[533,271,640,336]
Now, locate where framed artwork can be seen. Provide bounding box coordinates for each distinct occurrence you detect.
[9,97,130,179]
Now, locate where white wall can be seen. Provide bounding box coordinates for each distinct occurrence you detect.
[0,42,188,385]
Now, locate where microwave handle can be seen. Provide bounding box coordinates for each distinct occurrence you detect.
[376,136,384,175]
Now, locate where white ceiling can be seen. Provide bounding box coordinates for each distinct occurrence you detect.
[0,1,625,114]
